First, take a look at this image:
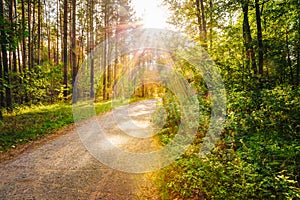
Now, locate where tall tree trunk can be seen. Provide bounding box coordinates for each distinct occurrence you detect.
[9,0,16,74]
[0,0,12,109]
[102,2,107,101]
[209,0,213,50]
[63,0,68,98]
[27,0,32,70]
[255,0,263,76]
[56,0,60,65]
[37,0,41,65]
[13,0,18,74]
[60,5,64,63]
[242,1,257,75]
[114,10,119,86]
[47,7,51,63]
[89,0,95,99]
[0,47,4,108]
[31,0,36,69]
[71,0,77,103]
[195,0,202,40]
[195,0,207,46]
[286,29,294,85]
[21,0,26,71]
[296,8,300,86]
[200,0,207,43]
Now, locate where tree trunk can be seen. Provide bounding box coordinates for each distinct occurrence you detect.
[286,29,294,85]
[195,0,202,40]
[255,0,263,76]
[242,1,257,75]
[37,0,41,65]
[31,0,36,69]
[56,0,60,65]
[21,0,26,71]
[209,0,213,50]
[89,0,95,99]
[63,0,68,98]
[200,0,207,43]
[71,0,77,103]
[102,2,107,101]
[0,46,4,108]
[47,7,51,63]
[0,0,12,109]
[9,0,17,74]
[28,0,32,70]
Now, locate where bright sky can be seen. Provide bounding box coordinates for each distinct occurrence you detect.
[131,0,170,29]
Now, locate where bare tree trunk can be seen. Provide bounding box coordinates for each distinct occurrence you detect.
[242,1,257,75]
[31,0,36,68]
[37,0,41,65]
[209,0,213,50]
[0,0,12,109]
[63,0,68,98]
[296,8,300,86]
[195,0,202,39]
[286,29,294,85]
[21,0,26,71]
[102,2,108,101]
[60,4,64,63]
[89,0,95,99]
[255,0,263,76]
[71,0,77,103]
[56,0,60,65]
[28,0,32,70]
[0,47,4,108]
[47,6,51,63]
[200,0,207,43]
[9,0,17,74]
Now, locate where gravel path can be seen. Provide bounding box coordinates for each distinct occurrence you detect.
[0,100,161,200]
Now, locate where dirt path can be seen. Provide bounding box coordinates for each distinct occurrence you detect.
[0,100,161,199]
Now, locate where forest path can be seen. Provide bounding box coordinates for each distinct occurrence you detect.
[0,100,161,199]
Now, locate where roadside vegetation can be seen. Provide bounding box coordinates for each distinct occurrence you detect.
[156,87,300,199]
[0,101,112,153]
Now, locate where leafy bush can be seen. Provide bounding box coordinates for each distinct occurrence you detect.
[156,86,300,199]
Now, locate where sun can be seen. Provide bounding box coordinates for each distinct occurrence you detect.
[131,0,169,29]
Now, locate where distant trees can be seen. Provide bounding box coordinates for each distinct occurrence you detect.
[0,0,134,114]
[164,0,300,88]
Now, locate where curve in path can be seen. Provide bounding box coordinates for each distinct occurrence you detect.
[0,100,161,199]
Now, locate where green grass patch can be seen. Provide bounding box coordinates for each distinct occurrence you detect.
[0,101,114,153]
[0,96,149,153]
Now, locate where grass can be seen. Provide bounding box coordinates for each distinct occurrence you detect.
[0,101,113,153]
[0,96,150,153]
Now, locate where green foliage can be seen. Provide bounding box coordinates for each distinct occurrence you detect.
[156,87,300,199]
[0,101,113,153]
[155,90,181,145]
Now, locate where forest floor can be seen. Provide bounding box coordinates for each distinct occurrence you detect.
[0,100,161,199]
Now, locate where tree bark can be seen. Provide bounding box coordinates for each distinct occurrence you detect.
[27,0,32,70]
[0,46,4,108]
[0,0,12,109]
[200,0,207,43]
[209,0,213,49]
[71,0,77,103]
[102,2,107,101]
[255,0,263,75]
[63,0,68,98]
[21,0,26,71]
[89,0,95,99]
[242,1,257,75]
[37,0,41,65]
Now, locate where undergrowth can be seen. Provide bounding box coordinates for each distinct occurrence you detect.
[156,86,300,199]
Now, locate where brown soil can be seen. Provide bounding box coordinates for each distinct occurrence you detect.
[0,100,161,199]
